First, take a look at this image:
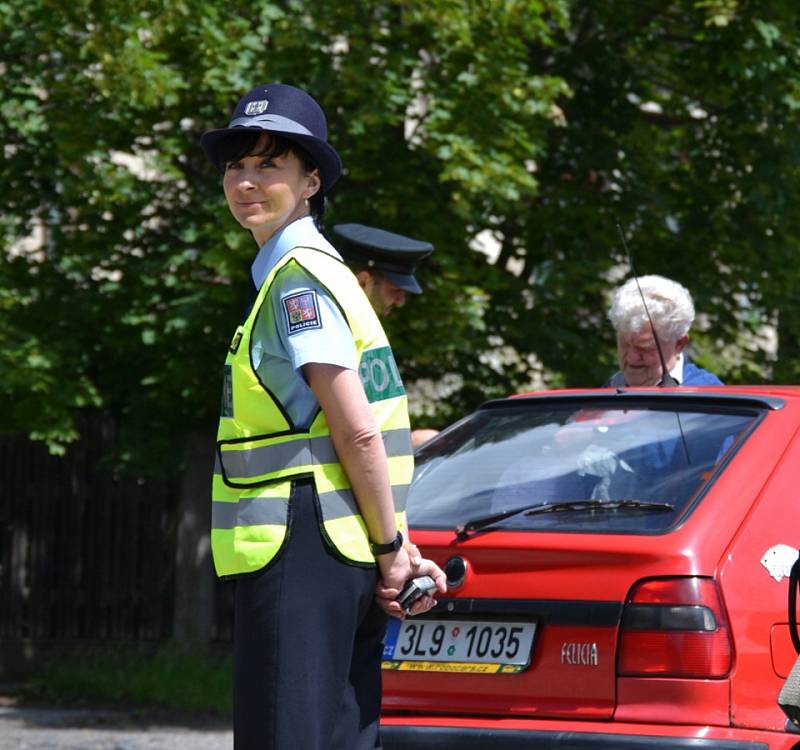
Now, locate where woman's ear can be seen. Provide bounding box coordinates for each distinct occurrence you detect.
[305,168,321,200]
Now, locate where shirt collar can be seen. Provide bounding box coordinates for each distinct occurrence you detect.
[666,352,685,385]
[250,216,338,290]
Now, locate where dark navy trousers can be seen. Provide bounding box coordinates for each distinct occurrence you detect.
[233,479,386,749]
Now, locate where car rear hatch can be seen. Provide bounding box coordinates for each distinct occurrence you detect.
[383,391,783,720]
[383,537,727,718]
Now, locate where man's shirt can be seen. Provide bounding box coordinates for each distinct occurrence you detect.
[605,353,723,387]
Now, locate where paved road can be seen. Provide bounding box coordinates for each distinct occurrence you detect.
[0,702,232,750]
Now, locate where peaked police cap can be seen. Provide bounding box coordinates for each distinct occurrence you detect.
[333,223,434,294]
[201,83,342,193]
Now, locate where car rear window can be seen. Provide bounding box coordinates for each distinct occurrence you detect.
[408,399,762,534]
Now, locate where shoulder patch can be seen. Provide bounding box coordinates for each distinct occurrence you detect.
[282,290,322,335]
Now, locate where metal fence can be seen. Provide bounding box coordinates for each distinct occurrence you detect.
[0,414,234,645]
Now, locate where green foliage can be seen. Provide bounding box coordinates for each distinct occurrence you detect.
[2,0,800,468]
[26,645,232,715]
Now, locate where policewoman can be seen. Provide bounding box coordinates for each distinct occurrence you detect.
[201,83,445,750]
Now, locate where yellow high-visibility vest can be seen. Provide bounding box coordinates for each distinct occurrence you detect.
[211,245,413,578]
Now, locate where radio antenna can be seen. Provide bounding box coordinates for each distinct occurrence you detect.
[615,223,676,386]
[614,221,691,467]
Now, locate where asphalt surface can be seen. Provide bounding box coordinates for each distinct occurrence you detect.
[0,693,232,750]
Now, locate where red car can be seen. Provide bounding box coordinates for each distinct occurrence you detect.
[381,386,800,749]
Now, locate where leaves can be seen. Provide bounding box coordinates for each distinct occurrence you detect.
[3,0,800,469]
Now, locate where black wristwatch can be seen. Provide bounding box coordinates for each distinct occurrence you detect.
[370,530,403,556]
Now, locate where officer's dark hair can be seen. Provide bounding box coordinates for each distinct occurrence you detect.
[213,130,326,228]
[344,261,385,284]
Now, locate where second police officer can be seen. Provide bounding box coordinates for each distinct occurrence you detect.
[332,223,434,319]
[333,223,440,447]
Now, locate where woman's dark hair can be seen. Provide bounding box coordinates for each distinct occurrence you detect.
[215,130,327,227]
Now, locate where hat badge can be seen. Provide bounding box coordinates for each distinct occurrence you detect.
[244,99,269,116]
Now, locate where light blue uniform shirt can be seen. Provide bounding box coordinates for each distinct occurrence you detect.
[250,216,358,429]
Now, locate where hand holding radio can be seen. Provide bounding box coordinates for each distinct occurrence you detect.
[395,575,438,614]
[375,553,446,619]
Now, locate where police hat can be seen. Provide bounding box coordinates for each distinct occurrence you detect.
[333,224,434,294]
[200,83,342,193]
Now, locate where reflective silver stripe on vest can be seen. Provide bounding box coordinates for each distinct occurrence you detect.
[220,439,313,480]
[212,484,409,530]
[318,483,410,521]
[383,428,413,459]
[212,496,290,530]
[218,428,411,481]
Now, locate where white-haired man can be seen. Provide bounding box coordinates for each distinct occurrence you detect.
[605,275,722,387]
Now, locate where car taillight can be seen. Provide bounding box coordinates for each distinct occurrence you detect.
[617,577,732,678]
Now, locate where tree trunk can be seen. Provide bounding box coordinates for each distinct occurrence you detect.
[172,430,216,643]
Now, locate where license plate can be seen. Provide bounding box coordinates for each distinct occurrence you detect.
[382,619,536,674]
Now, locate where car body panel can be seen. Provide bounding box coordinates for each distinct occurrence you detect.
[614,676,730,725]
[717,409,800,730]
[771,625,796,679]
[383,387,800,747]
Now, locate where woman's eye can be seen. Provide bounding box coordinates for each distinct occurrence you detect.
[224,161,242,171]
[259,159,276,168]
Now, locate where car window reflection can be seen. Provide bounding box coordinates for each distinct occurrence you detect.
[407,404,757,534]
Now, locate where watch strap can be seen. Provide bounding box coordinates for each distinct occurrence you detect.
[370,530,403,556]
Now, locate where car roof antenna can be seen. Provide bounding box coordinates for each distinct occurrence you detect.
[615,222,677,386]
[615,221,691,465]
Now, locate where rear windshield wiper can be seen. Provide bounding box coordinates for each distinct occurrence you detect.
[455,499,674,539]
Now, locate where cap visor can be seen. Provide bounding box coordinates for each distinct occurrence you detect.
[382,270,422,294]
[200,126,342,190]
